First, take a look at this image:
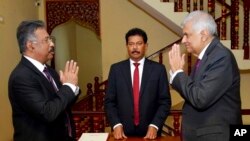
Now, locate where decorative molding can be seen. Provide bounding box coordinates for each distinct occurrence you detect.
[45,0,100,36]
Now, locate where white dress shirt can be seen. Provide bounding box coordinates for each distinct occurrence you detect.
[23,55,79,95]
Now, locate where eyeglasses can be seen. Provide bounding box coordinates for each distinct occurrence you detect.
[43,36,55,44]
[32,36,55,44]
[44,36,56,43]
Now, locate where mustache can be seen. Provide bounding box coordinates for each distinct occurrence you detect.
[49,47,55,53]
[132,51,140,54]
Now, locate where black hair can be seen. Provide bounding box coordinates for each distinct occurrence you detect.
[125,28,148,44]
[16,20,45,53]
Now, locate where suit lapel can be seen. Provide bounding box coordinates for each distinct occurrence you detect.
[140,59,152,97]
[21,57,57,93]
[191,38,219,79]
[120,60,133,96]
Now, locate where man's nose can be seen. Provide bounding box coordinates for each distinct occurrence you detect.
[181,36,187,44]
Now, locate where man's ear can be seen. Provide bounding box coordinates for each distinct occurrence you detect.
[26,41,34,51]
[145,43,148,50]
[201,29,209,42]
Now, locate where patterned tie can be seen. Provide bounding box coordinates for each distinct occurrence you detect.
[133,63,140,125]
[43,67,72,137]
[43,67,58,91]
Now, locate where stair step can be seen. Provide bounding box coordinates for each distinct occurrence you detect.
[130,0,188,36]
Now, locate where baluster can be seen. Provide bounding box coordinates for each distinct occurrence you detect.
[216,21,221,38]
[193,0,198,10]
[73,115,82,140]
[187,0,191,12]
[93,116,105,132]
[243,0,250,59]
[94,77,100,94]
[177,0,183,12]
[208,0,215,18]
[231,0,239,49]
[85,116,92,132]
[200,0,204,10]
[96,94,103,110]
[173,113,180,136]
[86,83,93,96]
[231,0,235,48]
[221,0,226,40]
[174,0,178,12]
[235,0,240,49]
[94,77,101,111]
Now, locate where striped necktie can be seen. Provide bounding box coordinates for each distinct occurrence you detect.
[43,67,72,137]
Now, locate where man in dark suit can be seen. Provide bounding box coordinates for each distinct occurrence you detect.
[168,11,242,141]
[104,28,171,140]
[8,20,80,141]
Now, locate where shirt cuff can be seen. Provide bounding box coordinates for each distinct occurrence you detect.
[169,69,183,84]
[113,123,122,129]
[149,124,158,130]
[63,83,79,95]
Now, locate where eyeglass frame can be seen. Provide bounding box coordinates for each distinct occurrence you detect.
[31,35,56,44]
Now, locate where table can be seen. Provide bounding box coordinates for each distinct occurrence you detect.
[107,135,181,141]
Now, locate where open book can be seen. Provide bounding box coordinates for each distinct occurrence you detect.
[78,133,109,141]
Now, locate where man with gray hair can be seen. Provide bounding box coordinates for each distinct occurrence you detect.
[168,10,242,141]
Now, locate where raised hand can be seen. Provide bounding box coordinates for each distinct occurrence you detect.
[59,60,79,86]
[168,44,185,73]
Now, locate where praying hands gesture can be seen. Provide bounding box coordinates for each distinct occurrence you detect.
[59,60,79,86]
[168,44,185,73]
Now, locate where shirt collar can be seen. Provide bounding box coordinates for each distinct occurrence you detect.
[198,42,211,60]
[130,57,145,66]
[23,55,46,72]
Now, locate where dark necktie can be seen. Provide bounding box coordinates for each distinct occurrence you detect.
[133,63,140,125]
[43,67,72,137]
[194,59,201,75]
[43,67,58,91]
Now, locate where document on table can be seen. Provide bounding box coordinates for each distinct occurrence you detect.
[78,133,109,141]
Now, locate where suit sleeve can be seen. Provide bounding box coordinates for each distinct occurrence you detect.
[151,65,172,128]
[104,65,121,127]
[172,51,238,110]
[10,71,76,122]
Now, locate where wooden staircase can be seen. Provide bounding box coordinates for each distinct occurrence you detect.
[130,0,250,70]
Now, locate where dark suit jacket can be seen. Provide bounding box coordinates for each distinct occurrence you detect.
[104,58,171,136]
[172,38,242,141]
[8,56,78,141]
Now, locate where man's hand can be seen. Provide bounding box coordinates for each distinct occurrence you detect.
[168,44,185,73]
[144,126,158,140]
[113,125,127,140]
[59,60,79,85]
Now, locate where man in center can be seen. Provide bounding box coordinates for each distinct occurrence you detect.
[104,28,171,140]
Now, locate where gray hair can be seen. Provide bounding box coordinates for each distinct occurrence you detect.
[16,20,46,53]
[181,10,217,36]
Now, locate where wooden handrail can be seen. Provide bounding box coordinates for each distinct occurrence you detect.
[147,39,182,60]
[216,0,232,10]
